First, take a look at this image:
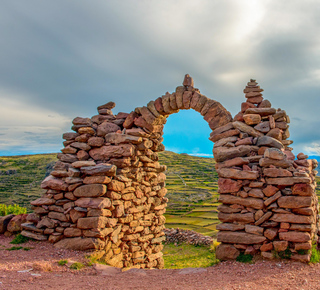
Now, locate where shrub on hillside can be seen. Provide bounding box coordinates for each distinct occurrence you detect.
[0,204,27,216]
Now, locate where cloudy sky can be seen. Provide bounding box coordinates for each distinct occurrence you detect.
[1,0,320,157]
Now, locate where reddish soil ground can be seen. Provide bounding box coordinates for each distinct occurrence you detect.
[1,235,320,290]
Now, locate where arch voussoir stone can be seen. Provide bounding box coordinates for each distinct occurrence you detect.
[23,75,319,268]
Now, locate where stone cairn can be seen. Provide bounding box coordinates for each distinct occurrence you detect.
[21,75,319,267]
[214,79,319,262]
[21,75,232,269]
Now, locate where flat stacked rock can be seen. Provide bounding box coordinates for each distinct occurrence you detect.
[24,75,232,269]
[214,79,319,262]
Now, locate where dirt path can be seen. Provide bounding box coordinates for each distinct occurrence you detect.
[1,236,319,290]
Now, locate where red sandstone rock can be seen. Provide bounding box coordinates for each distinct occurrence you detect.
[262,185,279,197]
[217,231,266,244]
[247,96,263,104]
[81,163,116,176]
[175,87,185,109]
[73,117,92,126]
[295,241,312,250]
[292,183,314,196]
[218,212,255,223]
[98,102,116,110]
[217,168,259,180]
[216,244,240,260]
[31,197,55,206]
[123,111,139,129]
[267,128,282,140]
[248,189,264,198]
[260,242,273,252]
[105,133,142,145]
[70,209,86,223]
[266,177,311,186]
[241,102,255,113]
[219,195,264,210]
[218,178,242,193]
[64,227,82,237]
[182,91,192,109]
[183,74,194,87]
[257,136,284,149]
[54,237,105,251]
[264,148,286,160]
[75,197,111,209]
[215,157,249,170]
[83,176,111,184]
[235,137,253,146]
[216,223,245,231]
[263,168,292,177]
[264,191,282,207]
[107,180,125,192]
[233,112,244,122]
[279,231,311,243]
[217,205,242,213]
[41,176,68,191]
[245,91,262,98]
[245,225,264,236]
[213,145,252,163]
[190,92,201,109]
[0,215,15,234]
[277,196,312,209]
[258,99,271,108]
[232,121,263,137]
[77,217,109,229]
[264,228,278,240]
[273,240,288,251]
[7,214,28,232]
[97,121,120,137]
[194,94,208,112]
[245,107,276,116]
[255,211,273,226]
[87,137,105,147]
[89,144,135,160]
[259,158,293,168]
[77,150,89,161]
[271,214,313,224]
[74,184,107,198]
[292,207,313,216]
[209,129,240,143]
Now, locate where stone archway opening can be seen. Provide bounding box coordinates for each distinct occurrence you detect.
[159,110,222,239]
[25,75,319,269]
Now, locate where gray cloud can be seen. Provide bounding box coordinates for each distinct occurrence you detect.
[0,0,320,155]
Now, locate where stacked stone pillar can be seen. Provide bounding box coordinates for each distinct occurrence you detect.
[215,79,319,262]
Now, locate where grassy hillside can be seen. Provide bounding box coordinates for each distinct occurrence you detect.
[0,151,319,239]
[0,154,57,209]
[159,151,219,237]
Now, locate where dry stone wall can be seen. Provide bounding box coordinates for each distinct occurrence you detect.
[214,79,319,262]
[22,75,232,269]
[21,75,319,267]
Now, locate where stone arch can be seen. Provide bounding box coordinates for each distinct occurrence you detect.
[25,75,319,268]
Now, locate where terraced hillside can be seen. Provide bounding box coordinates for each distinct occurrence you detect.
[0,152,319,238]
[158,151,220,237]
[0,154,57,209]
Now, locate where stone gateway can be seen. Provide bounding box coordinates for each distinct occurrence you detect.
[23,75,319,268]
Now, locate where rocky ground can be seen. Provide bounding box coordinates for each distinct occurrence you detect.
[1,235,320,290]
